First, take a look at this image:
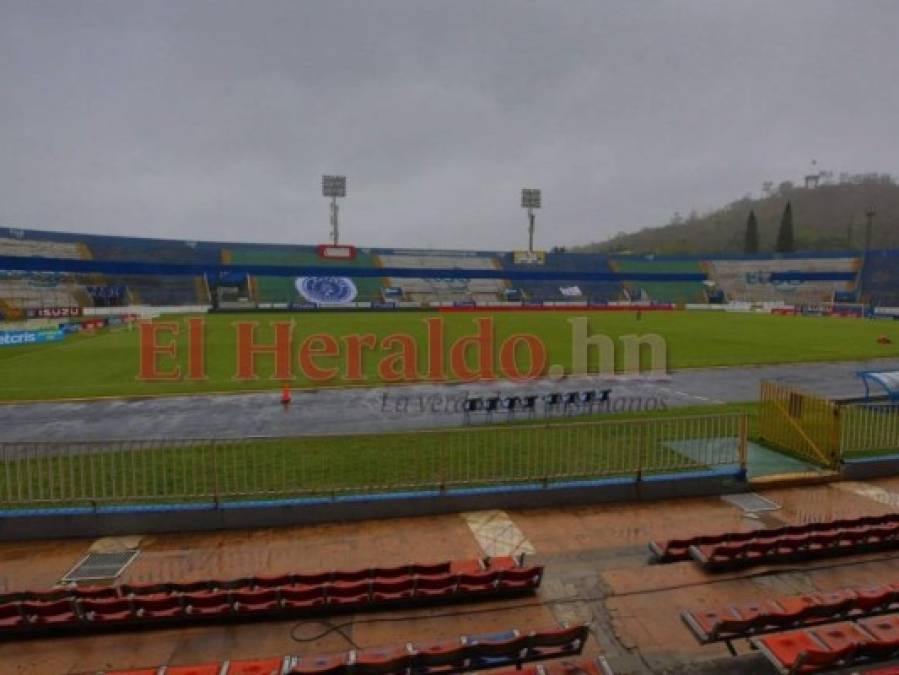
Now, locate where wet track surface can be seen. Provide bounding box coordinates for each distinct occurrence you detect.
[2,357,898,442]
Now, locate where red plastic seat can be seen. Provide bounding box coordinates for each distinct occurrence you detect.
[332,568,373,583]
[170,580,213,594]
[758,628,859,672]
[122,582,171,597]
[369,565,412,580]
[528,625,588,654]
[469,633,529,661]
[210,577,254,592]
[183,591,233,617]
[23,599,79,626]
[280,585,326,610]
[810,622,870,652]
[756,630,826,670]
[497,567,542,591]
[0,602,26,630]
[28,588,73,603]
[684,608,730,638]
[326,581,370,606]
[354,645,411,675]
[449,559,483,575]
[229,657,286,675]
[72,585,119,600]
[371,577,414,601]
[411,639,470,670]
[133,594,184,620]
[858,614,899,656]
[411,562,451,577]
[289,652,350,675]
[855,585,895,612]
[81,597,133,623]
[457,570,500,593]
[413,575,457,599]
[811,590,857,617]
[232,589,280,614]
[768,596,819,627]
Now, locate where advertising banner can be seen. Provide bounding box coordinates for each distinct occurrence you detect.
[0,329,65,347]
[25,306,82,319]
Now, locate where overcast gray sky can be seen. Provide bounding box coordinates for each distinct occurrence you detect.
[1,1,897,251]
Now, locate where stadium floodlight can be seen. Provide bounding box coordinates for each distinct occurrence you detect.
[322,175,347,245]
[521,188,542,252]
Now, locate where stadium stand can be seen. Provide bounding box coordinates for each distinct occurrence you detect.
[98,656,614,675]
[227,245,383,305]
[499,252,622,303]
[649,513,899,571]
[703,257,859,304]
[682,582,899,643]
[610,256,707,304]
[862,250,899,307]
[0,557,543,638]
[92,624,590,675]
[751,614,899,674]
[376,251,507,304]
[2,226,894,311]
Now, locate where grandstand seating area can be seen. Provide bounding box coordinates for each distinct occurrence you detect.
[4,226,899,310]
[0,557,542,638]
[377,252,507,304]
[229,245,383,305]
[863,250,899,307]
[94,624,591,675]
[499,252,622,304]
[683,581,899,644]
[649,513,899,571]
[610,257,707,304]
[702,257,859,304]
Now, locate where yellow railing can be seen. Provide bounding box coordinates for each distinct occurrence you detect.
[0,413,747,507]
[759,381,841,468]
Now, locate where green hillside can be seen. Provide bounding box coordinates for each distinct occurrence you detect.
[581,174,899,255]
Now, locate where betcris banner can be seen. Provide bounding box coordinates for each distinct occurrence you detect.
[0,329,65,348]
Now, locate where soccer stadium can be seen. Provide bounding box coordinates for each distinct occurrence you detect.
[5,3,899,675]
[0,221,899,675]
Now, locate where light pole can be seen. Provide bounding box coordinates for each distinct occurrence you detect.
[858,206,876,301]
[865,207,876,253]
[521,188,542,253]
[322,175,347,246]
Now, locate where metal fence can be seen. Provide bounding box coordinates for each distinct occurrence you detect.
[841,403,899,457]
[760,381,899,466]
[0,413,747,507]
[759,381,841,468]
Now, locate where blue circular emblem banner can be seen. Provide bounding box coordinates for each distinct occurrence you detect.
[295,276,358,304]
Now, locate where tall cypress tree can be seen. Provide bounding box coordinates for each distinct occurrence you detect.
[744,210,760,254]
[776,201,795,253]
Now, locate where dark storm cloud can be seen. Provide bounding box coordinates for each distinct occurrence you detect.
[1,1,897,250]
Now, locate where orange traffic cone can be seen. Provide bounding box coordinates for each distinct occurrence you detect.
[280,385,292,405]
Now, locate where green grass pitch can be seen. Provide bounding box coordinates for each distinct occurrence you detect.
[0,309,896,401]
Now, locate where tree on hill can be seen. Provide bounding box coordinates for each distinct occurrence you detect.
[744,210,760,254]
[776,201,795,253]
[575,173,899,254]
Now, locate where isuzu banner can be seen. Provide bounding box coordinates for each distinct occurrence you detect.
[25,306,82,319]
[0,329,65,347]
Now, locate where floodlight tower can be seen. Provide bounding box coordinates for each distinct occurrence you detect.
[322,175,347,246]
[521,188,542,253]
